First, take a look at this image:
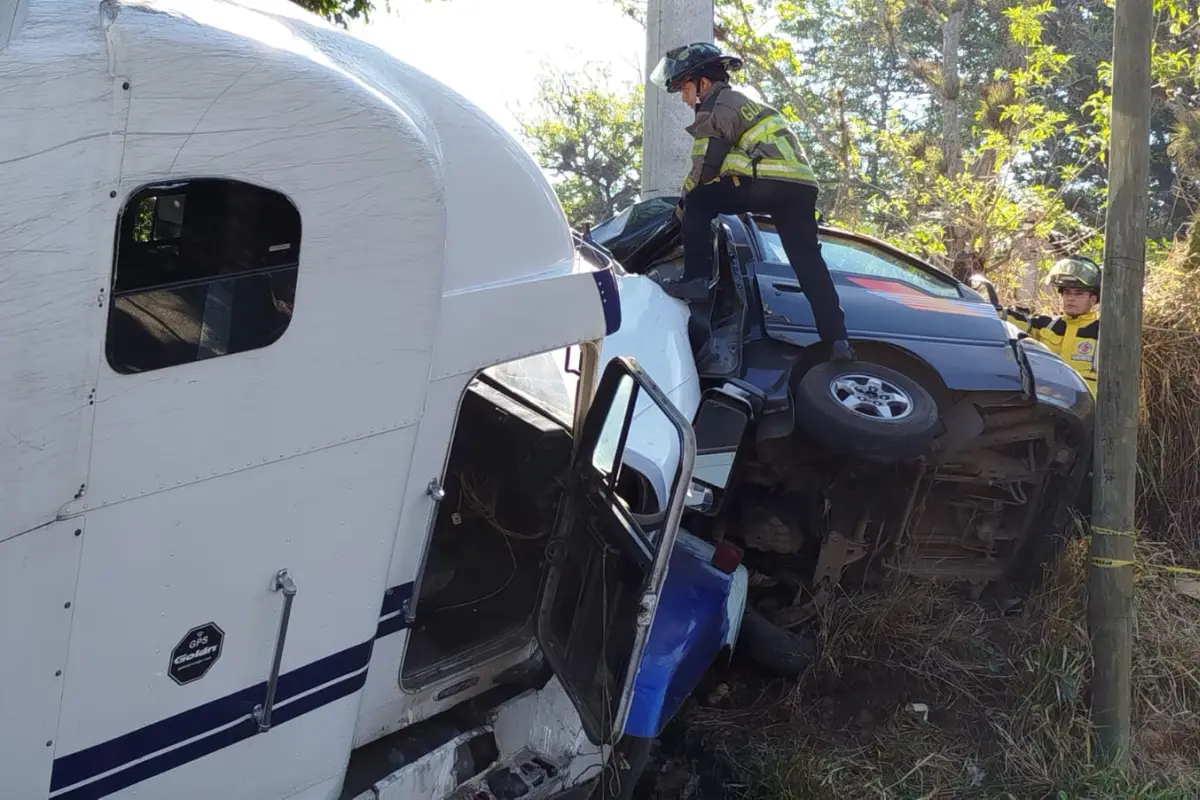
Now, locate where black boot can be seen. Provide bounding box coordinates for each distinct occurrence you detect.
[830,340,855,362]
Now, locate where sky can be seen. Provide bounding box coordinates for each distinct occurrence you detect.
[350,0,646,136]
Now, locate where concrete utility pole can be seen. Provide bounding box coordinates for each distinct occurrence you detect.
[642,0,715,199]
[1089,0,1153,769]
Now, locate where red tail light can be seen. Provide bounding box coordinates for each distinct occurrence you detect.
[711,542,743,574]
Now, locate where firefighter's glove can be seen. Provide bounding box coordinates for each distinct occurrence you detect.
[1002,306,1031,323]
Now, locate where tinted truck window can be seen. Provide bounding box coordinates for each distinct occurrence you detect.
[107,179,300,374]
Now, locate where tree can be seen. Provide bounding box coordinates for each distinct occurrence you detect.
[290,0,379,25]
[615,0,1196,289]
[287,0,447,26]
[516,66,644,227]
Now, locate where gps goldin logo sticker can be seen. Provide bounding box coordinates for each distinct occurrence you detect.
[169,623,224,686]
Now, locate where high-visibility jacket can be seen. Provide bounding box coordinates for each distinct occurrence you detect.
[1011,308,1099,394]
[681,82,817,195]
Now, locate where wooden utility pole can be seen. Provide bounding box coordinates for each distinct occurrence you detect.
[1088,0,1153,768]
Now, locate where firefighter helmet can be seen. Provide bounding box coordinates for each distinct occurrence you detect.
[1046,256,1101,293]
[650,43,743,94]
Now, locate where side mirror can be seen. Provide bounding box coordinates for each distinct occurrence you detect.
[967,273,1000,308]
[688,387,753,516]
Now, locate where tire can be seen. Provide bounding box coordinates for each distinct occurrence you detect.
[738,607,816,677]
[794,360,940,462]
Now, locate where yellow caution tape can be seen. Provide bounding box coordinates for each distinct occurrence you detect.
[1091,526,1138,539]
[1090,557,1200,575]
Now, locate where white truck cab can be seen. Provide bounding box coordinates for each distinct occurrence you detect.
[0,2,750,798]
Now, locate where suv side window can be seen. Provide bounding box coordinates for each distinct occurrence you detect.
[106,179,301,374]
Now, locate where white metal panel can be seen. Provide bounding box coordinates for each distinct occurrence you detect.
[130,0,579,299]
[0,3,123,541]
[0,523,84,799]
[599,273,701,506]
[259,4,579,297]
[97,700,358,800]
[286,773,348,800]
[431,268,610,381]
[490,677,606,787]
[52,429,414,800]
[372,728,490,799]
[62,1,445,513]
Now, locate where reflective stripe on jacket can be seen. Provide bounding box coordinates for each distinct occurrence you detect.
[681,83,817,195]
[1026,309,1099,394]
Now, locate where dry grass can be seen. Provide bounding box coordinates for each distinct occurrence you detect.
[666,246,1200,799]
[679,541,1200,799]
[1138,251,1200,551]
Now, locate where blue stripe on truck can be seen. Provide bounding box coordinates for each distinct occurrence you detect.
[591,267,621,335]
[49,582,414,799]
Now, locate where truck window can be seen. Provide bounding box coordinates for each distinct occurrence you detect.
[106,179,301,374]
[481,349,577,428]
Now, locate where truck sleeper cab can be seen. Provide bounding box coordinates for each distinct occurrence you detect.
[0,2,748,799]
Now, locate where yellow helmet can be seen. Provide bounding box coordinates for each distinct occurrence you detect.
[1045,256,1101,293]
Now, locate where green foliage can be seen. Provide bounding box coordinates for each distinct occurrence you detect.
[289,0,446,27]
[516,66,644,228]
[613,0,1197,283]
[322,0,1199,280]
[289,0,379,25]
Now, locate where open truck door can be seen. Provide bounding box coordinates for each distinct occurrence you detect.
[535,356,696,746]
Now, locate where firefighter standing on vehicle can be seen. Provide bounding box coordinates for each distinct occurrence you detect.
[1007,256,1101,393]
[648,42,853,362]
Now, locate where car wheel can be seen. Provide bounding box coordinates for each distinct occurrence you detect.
[738,607,816,677]
[794,360,939,462]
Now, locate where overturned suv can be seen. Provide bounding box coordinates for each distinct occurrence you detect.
[584,198,1095,673]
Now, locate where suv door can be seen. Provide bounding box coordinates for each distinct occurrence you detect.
[536,356,696,745]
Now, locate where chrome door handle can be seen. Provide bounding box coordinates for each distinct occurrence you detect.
[253,568,297,732]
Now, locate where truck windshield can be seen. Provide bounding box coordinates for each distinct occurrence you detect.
[481,349,577,428]
[757,227,962,299]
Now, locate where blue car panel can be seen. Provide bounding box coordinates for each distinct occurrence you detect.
[624,531,747,739]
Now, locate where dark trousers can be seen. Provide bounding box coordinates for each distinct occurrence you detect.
[681,177,848,343]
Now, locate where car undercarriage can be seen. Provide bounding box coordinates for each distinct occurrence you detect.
[717,400,1084,637]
